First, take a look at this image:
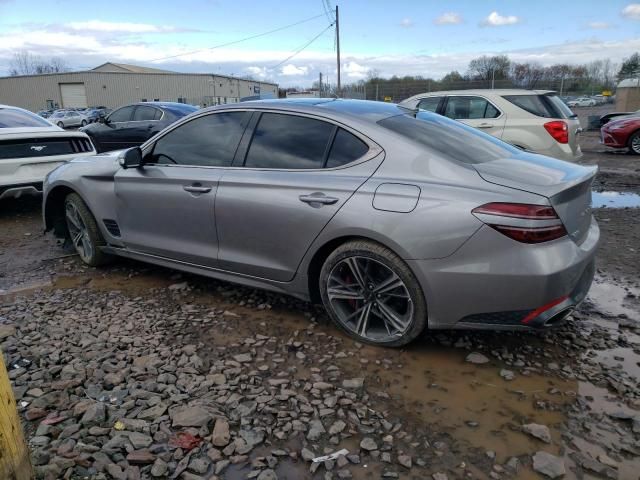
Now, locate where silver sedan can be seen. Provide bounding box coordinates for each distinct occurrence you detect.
[42,99,599,347]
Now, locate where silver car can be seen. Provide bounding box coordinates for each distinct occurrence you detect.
[49,110,89,129]
[42,99,599,347]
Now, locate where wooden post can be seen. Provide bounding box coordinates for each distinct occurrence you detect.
[0,349,33,480]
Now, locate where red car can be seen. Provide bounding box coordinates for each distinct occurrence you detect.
[601,115,640,154]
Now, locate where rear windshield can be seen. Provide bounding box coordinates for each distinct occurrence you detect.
[0,108,51,128]
[503,94,576,119]
[378,112,519,164]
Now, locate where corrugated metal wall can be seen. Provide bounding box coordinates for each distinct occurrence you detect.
[0,72,278,112]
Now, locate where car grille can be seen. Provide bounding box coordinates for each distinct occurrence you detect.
[0,137,94,160]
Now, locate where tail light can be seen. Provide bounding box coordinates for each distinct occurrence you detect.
[544,121,568,144]
[472,202,567,244]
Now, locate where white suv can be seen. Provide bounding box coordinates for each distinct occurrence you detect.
[0,105,96,200]
[400,89,582,161]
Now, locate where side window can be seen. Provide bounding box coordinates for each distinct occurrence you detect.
[244,113,334,169]
[326,128,369,168]
[444,96,500,120]
[150,112,247,167]
[417,97,442,113]
[108,106,134,123]
[133,106,159,121]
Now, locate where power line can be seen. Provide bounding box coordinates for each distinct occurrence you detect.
[147,12,328,63]
[269,22,335,70]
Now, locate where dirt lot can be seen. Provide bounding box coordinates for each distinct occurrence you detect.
[1,119,639,480]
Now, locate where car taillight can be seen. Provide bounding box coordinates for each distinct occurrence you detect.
[544,121,568,144]
[472,202,567,244]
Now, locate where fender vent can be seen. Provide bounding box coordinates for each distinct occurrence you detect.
[103,219,121,237]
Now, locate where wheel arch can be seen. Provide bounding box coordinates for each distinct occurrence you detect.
[44,184,83,239]
[626,128,640,153]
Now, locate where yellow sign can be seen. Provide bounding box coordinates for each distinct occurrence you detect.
[602,90,612,96]
[384,96,392,102]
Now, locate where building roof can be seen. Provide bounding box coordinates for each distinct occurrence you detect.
[91,62,175,74]
[618,78,640,88]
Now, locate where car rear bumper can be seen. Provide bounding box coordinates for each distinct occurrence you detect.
[537,142,583,162]
[0,182,43,200]
[408,216,599,330]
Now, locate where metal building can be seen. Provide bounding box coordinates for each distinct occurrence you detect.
[0,62,278,112]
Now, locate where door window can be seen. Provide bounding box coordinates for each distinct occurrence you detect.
[326,128,369,168]
[133,106,160,121]
[244,113,334,169]
[150,112,247,167]
[108,106,134,123]
[444,96,500,119]
[417,97,442,113]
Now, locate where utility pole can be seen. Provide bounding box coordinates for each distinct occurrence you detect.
[491,68,495,89]
[560,76,564,97]
[319,72,323,98]
[335,5,341,97]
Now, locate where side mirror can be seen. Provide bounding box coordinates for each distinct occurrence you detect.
[120,147,143,169]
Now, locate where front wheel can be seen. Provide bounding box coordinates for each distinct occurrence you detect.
[64,193,110,266]
[628,132,640,155]
[319,240,427,347]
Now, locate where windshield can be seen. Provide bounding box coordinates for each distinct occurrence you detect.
[0,108,52,128]
[378,111,519,164]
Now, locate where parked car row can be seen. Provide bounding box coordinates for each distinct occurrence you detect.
[561,95,613,107]
[37,107,112,126]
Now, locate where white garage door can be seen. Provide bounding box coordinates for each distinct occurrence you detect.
[60,83,88,108]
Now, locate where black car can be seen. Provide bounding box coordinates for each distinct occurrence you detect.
[80,102,198,153]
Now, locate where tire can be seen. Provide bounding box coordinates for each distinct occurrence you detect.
[81,120,87,127]
[319,240,427,347]
[57,121,64,128]
[628,131,640,155]
[64,193,110,267]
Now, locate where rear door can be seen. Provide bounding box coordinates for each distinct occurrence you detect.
[115,111,250,266]
[215,111,383,281]
[416,96,444,113]
[128,105,163,145]
[443,95,506,138]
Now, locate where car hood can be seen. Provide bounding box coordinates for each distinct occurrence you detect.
[606,115,640,127]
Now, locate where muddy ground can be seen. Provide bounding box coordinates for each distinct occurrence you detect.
[1,119,639,480]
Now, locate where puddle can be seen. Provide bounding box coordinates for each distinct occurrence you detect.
[592,191,640,208]
[585,277,640,322]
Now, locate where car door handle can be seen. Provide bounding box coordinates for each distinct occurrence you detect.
[299,193,339,205]
[477,123,494,128]
[183,185,212,194]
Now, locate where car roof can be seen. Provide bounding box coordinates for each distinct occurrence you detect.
[201,98,412,124]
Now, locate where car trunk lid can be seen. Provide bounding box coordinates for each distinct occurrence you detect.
[473,154,597,244]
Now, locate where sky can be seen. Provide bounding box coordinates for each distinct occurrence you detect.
[1,0,640,87]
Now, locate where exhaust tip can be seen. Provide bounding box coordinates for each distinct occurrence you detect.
[544,308,573,327]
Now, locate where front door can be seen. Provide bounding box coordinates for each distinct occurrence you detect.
[114,110,250,267]
[442,95,507,139]
[215,112,383,282]
[100,106,136,151]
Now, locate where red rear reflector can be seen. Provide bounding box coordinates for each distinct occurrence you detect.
[544,120,569,144]
[472,203,558,220]
[491,224,567,244]
[521,295,569,324]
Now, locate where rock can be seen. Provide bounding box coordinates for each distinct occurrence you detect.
[106,464,127,480]
[188,456,211,474]
[329,420,347,435]
[128,432,153,449]
[432,474,448,480]
[466,352,490,364]
[127,450,156,464]
[307,419,326,441]
[209,373,227,385]
[360,437,378,451]
[597,453,618,469]
[500,369,515,381]
[80,402,105,426]
[151,458,168,477]
[532,451,565,478]
[212,418,231,446]
[233,353,252,363]
[522,423,552,443]
[240,428,265,447]
[257,469,278,480]
[397,454,412,469]
[138,403,168,420]
[301,448,316,462]
[171,405,212,427]
[342,378,364,389]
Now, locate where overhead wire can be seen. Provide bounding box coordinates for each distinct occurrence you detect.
[269,22,335,70]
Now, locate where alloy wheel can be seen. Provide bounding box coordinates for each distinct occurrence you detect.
[631,135,640,154]
[326,256,413,342]
[65,201,93,262]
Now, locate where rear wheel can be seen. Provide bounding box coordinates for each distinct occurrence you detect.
[628,131,640,155]
[81,120,87,127]
[64,193,110,266]
[319,240,427,347]
[57,121,64,128]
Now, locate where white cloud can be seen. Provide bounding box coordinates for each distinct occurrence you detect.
[622,4,640,20]
[434,13,462,25]
[481,11,520,27]
[66,20,179,33]
[587,21,612,29]
[281,64,308,76]
[246,66,267,78]
[343,61,368,78]
[399,18,413,28]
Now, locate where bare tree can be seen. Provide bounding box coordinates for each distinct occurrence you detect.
[467,55,511,81]
[9,51,69,76]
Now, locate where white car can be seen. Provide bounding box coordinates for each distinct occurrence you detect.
[400,89,582,161]
[567,97,596,107]
[49,110,90,129]
[0,105,96,200]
